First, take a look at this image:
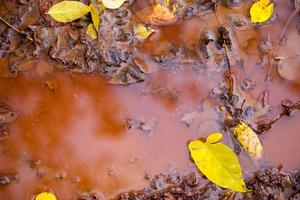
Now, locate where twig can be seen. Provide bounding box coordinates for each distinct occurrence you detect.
[213,2,232,73]
[0,16,33,41]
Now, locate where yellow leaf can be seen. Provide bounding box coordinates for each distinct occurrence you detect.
[102,0,126,9]
[250,0,274,23]
[90,4,100,32]
[134,24,156,40]
[86,23,97,40]
[188,133,248,192]
[48,1,91,23]
[35,192,57,200]
[206,132,223,144]
[233,122,263,158]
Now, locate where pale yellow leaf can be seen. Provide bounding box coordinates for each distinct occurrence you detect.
[48,1,91,23]
[206,132,223,144]
[134,24,156,40]
[102,0,126,9]
[35,192,57,200]
[90,3,100,32]
[250,0,274,23]
[86,23,97,40]
[233,122,263,158]
[188,133,248,192]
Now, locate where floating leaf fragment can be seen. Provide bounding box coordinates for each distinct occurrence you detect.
[86,23,97,40]
[188,133,248,192]
[250,0,274,23]
[172,3,178,13]
[102,0,126,9]
[35,192,57,200]
[134,24,156,40]
[90,3,100,32]
[165,0,170,6]
[48,1,91,23]
[233,122,263,158]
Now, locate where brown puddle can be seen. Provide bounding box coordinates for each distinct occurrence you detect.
[1,1,300,199]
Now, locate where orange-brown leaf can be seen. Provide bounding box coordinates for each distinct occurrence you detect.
[148,4,176,24]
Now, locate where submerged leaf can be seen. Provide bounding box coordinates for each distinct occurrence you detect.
[233,122,263,158]
[188,133,248,192]
[277,57,300,84]
[134,24,156,40]
[35,192,57,200]
[90,4,100,32]
[295,0,300,9]
[102,0,126,9]
[48,1,91,23]
[86,23,97,40]
[250,0,274,23]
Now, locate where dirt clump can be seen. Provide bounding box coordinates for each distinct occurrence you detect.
[0,103,17,139]
[0,171,18,187]
[113,168,300,200]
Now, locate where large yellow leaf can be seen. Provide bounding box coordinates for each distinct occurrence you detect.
[233,122,263,158]
[250,0,274,23]
[188,133,248,192]
[35,192,57,200]
[48,1,91,23]
[102,0,126,9]
[90,3,100,32]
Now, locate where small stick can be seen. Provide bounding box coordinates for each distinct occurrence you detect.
[213,2,232,73]
[0,16,33,41]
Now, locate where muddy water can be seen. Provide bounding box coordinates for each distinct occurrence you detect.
[1,1,300,200]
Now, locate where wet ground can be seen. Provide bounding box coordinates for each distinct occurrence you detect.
[1,0,300,199]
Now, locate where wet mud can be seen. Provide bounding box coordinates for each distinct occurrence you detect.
[1,0,300,199]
